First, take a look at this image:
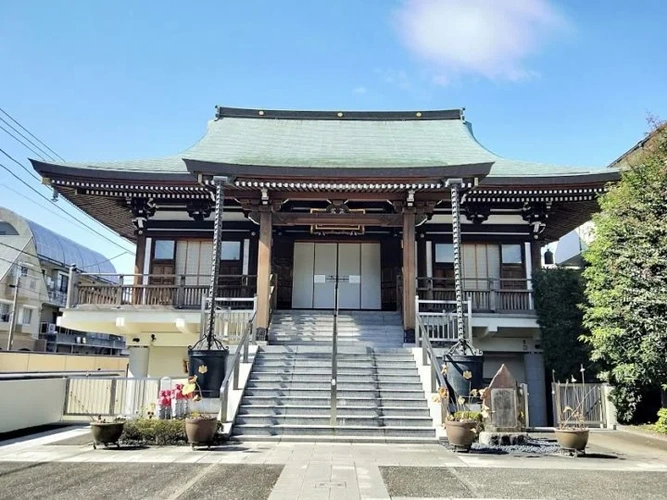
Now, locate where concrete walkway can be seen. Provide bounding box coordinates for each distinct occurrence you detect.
[0,428,666,499]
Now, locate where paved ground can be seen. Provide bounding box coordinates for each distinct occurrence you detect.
[1,428,666,499]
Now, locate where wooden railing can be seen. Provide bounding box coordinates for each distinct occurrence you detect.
[416,277,534,313]
[70,273,257,309]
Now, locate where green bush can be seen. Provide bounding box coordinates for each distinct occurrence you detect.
[121,418,188,446]
[655,409,667,434]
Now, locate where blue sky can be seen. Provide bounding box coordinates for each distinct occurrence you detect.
[1,0,666,274]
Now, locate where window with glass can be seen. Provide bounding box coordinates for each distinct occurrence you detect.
[500,244,525,287]
[21,307,33,325]
[58,274,69,293]
[434,243,454,263]
[221,241,241,261]
[0,303,10,322]
[154,240,175,260]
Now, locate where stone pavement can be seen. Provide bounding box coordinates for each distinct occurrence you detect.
[0,428,666,499]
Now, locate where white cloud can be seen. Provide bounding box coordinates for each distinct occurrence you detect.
[353,86,368,94]
[394,0,569,83]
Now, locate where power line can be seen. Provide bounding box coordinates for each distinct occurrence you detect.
[0,109,135,255]
[2,181,134,262]
[0,240,130,271]
[0,146,50,182]
[0,107,65,162]
[0,116,55,162]
[0,159,134,255]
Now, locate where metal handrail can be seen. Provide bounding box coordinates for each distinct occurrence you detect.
[219,311,256,422]
[416,312,448,421]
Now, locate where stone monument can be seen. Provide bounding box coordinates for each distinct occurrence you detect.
[479,364,528,446]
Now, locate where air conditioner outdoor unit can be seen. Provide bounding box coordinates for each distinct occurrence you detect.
[47,323,57,334]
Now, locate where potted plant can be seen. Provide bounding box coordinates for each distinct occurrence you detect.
[434,369,487,452]
[90,415,126,449]
[182,364,219,449]
[554,373,590,452]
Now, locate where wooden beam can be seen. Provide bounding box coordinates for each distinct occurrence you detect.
[403,209,416,334]
[271,212,403,227]
[256,209,272,334]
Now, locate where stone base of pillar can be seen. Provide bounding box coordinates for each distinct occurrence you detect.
[404,328,415,344]
[255,327,268,342]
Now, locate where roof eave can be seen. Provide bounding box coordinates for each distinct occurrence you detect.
[30,159,195,183]
[184,159,494,182]
[480,170,620,187]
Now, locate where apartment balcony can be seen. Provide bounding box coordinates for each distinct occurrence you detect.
[39,323,126,353]
[46,288,67,307]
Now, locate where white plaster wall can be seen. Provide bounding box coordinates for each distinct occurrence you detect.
[147,346,189,378]
[0,378,66,433]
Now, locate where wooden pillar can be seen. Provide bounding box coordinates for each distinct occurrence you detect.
[530,240,542,273]
[255,208,272,336]
[402,208,416,336]
[134,233,147,279]
[417,234,427,279]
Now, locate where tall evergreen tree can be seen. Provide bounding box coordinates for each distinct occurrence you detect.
[582,121,667,422]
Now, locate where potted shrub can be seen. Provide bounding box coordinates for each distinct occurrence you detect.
[90,416,126,449]
[554,377,589,452]
[182,364,219,449]
[434,369,487,452]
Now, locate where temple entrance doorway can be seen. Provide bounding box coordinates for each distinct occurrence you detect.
[291,242,381,310]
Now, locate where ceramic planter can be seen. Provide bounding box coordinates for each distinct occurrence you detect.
[445,420,477,451]
[185,417,218,449]
[554,428,589,451]
[90,421,125,449]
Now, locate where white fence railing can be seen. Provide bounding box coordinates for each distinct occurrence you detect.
[200,297,257,344]
[415,297,473,346]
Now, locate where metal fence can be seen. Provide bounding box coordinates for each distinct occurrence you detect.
[552,382,607,428]
[63,377,180,417]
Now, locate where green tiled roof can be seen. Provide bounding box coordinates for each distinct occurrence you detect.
[33,108,603,178]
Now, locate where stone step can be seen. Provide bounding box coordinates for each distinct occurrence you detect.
[257,354,415,362]
[243,388,425,398]
[238,405,431,417]
[231,424,436,438]
[248,374,422,384]
[249,367,417,376]
[245,380,424,391]
[240,396,428,408]
[235,414,434,427]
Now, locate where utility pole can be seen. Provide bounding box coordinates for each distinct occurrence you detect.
[6,271,20,351]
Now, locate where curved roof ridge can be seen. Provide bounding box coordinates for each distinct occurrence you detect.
[215,106,464,121]
[25,219,117,274]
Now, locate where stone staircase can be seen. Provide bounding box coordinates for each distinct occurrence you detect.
[268,310,405,347]
[232,311,436,442]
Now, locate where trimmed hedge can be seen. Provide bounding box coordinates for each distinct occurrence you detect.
[121,418,188,446]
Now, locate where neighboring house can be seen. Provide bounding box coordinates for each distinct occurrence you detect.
[30,106,618,427]
[554,125,665,266]
[0,207,126,355]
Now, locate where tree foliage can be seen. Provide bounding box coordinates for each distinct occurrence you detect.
[533,268,596,383]
[582,122,667,422]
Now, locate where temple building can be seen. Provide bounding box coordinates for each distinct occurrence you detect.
[30,107,618,429]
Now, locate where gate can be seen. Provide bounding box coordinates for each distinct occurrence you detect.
[552,382,606,428]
